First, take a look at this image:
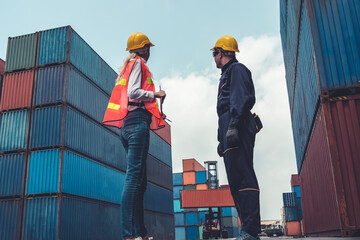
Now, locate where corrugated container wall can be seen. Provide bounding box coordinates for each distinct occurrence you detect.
[0,70,34,111]
[0,198,22,240]
[300,96,360,236]
[306,0,360,92]
[0,59,5,75]
[5,33,37,72]
[0,153,26,196]
[181,189,234,208]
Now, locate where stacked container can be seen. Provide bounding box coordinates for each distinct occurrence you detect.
[0,26,174,240]
[280,0,360,236]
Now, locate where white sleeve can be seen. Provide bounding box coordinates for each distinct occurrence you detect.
[127,59,155,101]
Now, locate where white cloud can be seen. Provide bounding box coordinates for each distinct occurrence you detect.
[159,35,297,220]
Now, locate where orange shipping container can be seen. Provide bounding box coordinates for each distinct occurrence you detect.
[152,120,171,145]
[181,189,235,208]
[0,70,34,111]
[196,184,208,190]
[183,172,196,185]
[183,158,205,172]
[286,221,301,236]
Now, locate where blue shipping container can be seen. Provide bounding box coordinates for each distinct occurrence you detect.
[186,226,199,240]
[195,170,206,184]
[23,195,121,240]
[175,213,185,226]
[222,207,237,217]
[173,186,183,199]
[37,26,116,95]
[293,185,301,197]
[174,199,184,213]
[0,110,29,152]
[283,192,297,207]
[198,211,207,224]
[147,154,173,191]
[175,227,185,240]
[173,172,183,186]
[144,210,174,240]
[285,206,300,222]
[296,197,303,219]
[0,198,22,240]
[185,212,198,226]
[0,153,26,196]
[149,131,172,167]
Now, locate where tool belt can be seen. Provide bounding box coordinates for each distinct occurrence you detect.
[128,101,145,107]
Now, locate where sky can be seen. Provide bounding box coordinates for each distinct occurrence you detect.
[0,0,297,221]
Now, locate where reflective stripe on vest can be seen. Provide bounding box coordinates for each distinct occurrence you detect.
[103,57,165,130]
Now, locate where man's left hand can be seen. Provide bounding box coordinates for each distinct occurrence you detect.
[226,126,240,147]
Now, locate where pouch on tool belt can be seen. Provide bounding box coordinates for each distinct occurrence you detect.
[253,113,263,133]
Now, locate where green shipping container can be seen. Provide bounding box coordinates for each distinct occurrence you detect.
[5,33,37,72]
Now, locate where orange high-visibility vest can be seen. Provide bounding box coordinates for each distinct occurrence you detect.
[103,56,165,130]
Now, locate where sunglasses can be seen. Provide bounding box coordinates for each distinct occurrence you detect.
[212,49,220,57]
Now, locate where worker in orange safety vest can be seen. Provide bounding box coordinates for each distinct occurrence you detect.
[103,32,166,240]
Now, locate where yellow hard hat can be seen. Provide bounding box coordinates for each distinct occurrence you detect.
[126,32,154,51]
[211,35,239,52]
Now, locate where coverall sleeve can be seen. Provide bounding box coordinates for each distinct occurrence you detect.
[229,64,255,127]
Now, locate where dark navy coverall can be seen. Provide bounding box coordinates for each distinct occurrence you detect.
[217,58,261,236]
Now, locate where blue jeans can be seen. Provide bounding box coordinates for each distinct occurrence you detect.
[120,109,151,239]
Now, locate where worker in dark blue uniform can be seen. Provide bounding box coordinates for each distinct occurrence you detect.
[211,35,261,240]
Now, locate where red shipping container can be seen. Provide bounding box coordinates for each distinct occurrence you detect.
[300,95,360,237]
[152,120,171,145]
[286,221,301,236]
[0,71,34,111]
[183,171,196,185]
[291,174,300,187]
[182,158,205,172]
[0,59,5,75]
[181,189,235,208]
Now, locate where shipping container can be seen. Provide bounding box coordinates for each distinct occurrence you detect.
[195,170,206,184]
[186,226,199,240]
[174,199,184,213]
[33,65,111,127]
[292,185,301,197]
[222,207,237,217]
[0,70,34,111]
[181,189,234,208]
[147,154,172,191]
[283,192,296,207]
[291,174,300,187]
[183,185,196,190]
[284,206,299,222]
[183,171,196,185]
[152,120,171,145]
[5,33,37,72]
[300,97,360,236]
[30,105,126,170]
[306,0,360,93]
[0,109,29,152]
[37,26,116,95]
[196,184,208,190]
[0,198,22,240]
[144,183,173,215]
[173,186,183,199]
[22,195,121,240]
[222,216,238,227]
[144,210,174,240]
[198,211,207,225]
[286,221,301,236]
[0,153,26,196]
[175,227,185,240]
[183,158,205,172]
[149,131,172,167]
[175,213,185,226]
[225,227,241,238]
[0,75,3,102]
[185,212,198,226]
[0,58,5,75]
[173,172,183,186]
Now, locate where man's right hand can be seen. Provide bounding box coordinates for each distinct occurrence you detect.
[217,143,224,157]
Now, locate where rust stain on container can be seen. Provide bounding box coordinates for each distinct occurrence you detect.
[183,171,196,185]
[0,70,34,111]
[300,95,360,236]
[182,158,205,172]
[152,120,171,145]
[181,189,234,208]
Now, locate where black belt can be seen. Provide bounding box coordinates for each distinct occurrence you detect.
[128,102,145,107]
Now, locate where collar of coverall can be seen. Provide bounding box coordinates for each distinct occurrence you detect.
[221,58,238,75]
